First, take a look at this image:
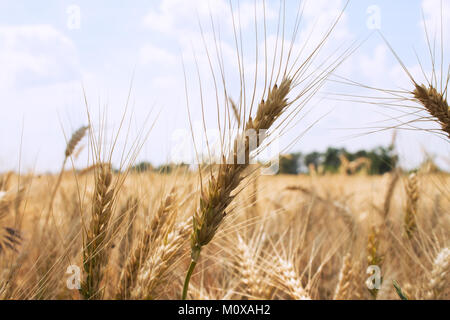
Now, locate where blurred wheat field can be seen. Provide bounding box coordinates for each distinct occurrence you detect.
[1,169,448,300]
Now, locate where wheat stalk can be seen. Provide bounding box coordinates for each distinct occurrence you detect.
[392,280,409,300]
[404,173,418,239]
[367,225,383,299]
[117,197,139,270]
[383,170,400,219]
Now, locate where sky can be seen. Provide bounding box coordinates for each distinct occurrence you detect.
[0,0,449,173]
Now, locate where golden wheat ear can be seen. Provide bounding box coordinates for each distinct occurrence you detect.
[413,84,450,138]
[65,125,89,158]
[131,219,191,299]
[44,125,89,228]
[272,257,311,300]
[116,190,178,299]
[234,234,272,299]
[423,247,450,300]
[183,79,294,300]
[80,164,116,300]
[334,253,354,300]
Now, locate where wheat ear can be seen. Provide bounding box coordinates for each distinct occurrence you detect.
[423,247,450,300]
[334,253,354,300]
[80,164,115,299]
[116,191,176,299]
[132,220,190,299]
[274,258,310,300]
[413,84,450,138]
[45,125,88,227]
[236,235,269,299]
[183,79,292,299]
[65,126,89,158]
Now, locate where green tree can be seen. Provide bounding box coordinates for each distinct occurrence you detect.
[304,152,322,173]
[278,153,302,174]
[366,146,397,175]
[323,147,344,173]
[132,161,153,172]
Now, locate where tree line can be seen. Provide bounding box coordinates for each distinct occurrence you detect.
[129,145,444,176]
[279,146,398,175]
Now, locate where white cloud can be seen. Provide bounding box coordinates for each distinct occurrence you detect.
[421,0,450,46]
[139,44,177,65]
[142,10,175,34]
[0,24,80,90]
[420,0,449,89]
[142,0,227,34]
[358,44,389,85]
[0,24,84,172]
[142,0,277,35]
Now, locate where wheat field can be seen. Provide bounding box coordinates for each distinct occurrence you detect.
[0,1,449,301]
[0,168,448,299]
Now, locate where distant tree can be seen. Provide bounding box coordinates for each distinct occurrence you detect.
[278,153,302,174]
[157,164,172,174]
[366,146,397,175]
[323,147,344,173]
[304,152,322,172]
[131,145,399,176]
[300,145,398,175]
[353,150,368,159]
[156,162,190,174]
[132,161,153,172]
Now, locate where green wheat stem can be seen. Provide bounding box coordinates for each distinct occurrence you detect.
[182,259,198,300]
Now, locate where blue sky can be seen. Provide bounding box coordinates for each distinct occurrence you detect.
[0,0,448,172]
